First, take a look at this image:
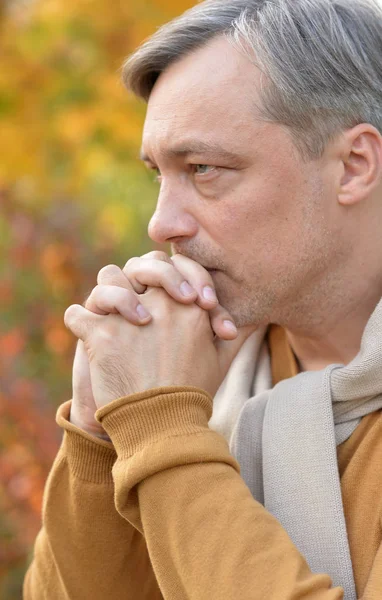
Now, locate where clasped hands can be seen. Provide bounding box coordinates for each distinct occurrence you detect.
[64,251,256,438]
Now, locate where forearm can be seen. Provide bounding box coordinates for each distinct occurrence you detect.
[98,387,344,600]
[24,401,162,600]
[137,458,343,600]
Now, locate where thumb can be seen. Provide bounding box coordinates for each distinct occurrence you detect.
[215,324,258,378]
[64,304,102,342]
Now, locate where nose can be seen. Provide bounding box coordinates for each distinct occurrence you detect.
[148,182,198,244]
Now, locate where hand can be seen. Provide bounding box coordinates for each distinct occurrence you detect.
[69,266,142,438]
[69,253,237,436]
[64,287,256,408]
[121,251,238,340]
[70,340,108,439]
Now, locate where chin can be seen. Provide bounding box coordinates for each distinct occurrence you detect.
[218,286,274,329]
[233,313,266,329]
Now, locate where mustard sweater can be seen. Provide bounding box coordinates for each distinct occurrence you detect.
[23,328,382,599]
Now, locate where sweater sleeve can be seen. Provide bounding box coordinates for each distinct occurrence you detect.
[23,400,163,600]
[96,386,344,600]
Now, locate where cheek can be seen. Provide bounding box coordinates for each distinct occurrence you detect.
[210,176,303,255]
[210,175,326,288]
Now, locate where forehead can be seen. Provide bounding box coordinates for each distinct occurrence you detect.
[142,36,264,155]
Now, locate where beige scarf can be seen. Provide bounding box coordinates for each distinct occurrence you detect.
[209,298,382,600]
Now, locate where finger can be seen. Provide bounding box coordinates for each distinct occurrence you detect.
[97,264,134,292]
[208,304,239,340]
[139,250,173,264]
[215,325,258,376]
[64,304,102,341]
[122,257,198,304]
[122,252,173,294]
[85,285,152,324]
[83,265,135,313]
[170,254,219,310]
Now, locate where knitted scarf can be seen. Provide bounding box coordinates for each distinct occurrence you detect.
[209,297,382,600]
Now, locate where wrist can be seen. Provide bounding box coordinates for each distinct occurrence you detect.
[70,406,112,442]
[56,401,116,483]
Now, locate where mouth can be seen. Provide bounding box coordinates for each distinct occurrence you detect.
[206,268,220,276]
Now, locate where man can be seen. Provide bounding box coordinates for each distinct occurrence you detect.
[24,0,382,598]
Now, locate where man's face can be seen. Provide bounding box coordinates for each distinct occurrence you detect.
[141,36,343,328]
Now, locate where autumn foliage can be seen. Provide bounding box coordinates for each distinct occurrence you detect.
[0,0,194,596]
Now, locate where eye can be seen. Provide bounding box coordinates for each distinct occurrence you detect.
[194,164,216,176]
[148,164,218,183]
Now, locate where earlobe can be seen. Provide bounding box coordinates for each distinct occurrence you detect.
[338,124,382,207]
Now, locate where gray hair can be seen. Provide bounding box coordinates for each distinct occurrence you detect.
[122,0,382,160]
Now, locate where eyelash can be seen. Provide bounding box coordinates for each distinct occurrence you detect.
[152,165,218,182]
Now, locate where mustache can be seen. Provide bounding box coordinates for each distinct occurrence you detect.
[171,247,224,271]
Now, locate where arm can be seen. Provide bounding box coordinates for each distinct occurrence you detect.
[23,400,162,600]
[97,387,344,600]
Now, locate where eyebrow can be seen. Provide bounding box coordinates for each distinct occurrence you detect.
[139,140,243,164]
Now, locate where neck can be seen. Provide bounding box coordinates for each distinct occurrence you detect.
[285,290,381,372]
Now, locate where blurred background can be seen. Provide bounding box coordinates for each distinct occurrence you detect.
[0,0,194,596]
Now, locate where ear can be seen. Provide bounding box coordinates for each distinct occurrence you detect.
[338,124,382,206]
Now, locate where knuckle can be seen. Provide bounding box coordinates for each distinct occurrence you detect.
[170,254,183,269]
[171,253,209,280]
[124,256,179,291]
[159,261,177,277]
[64,304,78,328]
[97,264,121,283]
[123,257,144,276]
[171,253,190,266]
[123,256,139,269]
[84,285,98,307]
[143,251,171,262]
[91,284,132,307]
[116,286,135,304]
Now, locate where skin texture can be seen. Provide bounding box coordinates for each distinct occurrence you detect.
[141,35,382,371]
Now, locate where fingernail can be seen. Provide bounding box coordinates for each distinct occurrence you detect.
[223,320,237,334]
[180,281,195,296]
[203,286,217,302]
[136,304,150,320]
